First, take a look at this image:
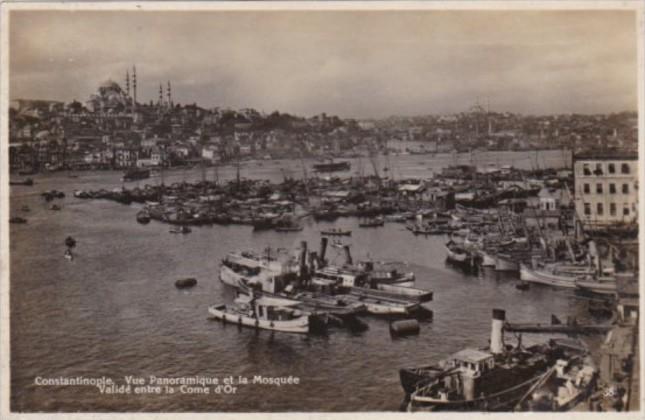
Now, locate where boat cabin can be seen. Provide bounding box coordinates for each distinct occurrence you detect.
[313,267,368,288]
[447,349,495,376]
[233,294,303,321]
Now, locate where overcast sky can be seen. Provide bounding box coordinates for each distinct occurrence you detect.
[9,10,638,118]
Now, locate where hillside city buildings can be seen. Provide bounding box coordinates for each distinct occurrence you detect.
[8,67,638,174]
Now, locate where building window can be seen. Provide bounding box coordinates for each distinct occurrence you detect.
[583,183,590,194]
[609,183,616,194]
[623,184,629,194]
[623,204,630,216]
[610,203,617,216]
[594,163,603,175]
[608,163,616,174]
[596,183,603,194]
[583,164,591,176]
[621,163,630,174]
[596,203,604,215]
[584,203,591,216]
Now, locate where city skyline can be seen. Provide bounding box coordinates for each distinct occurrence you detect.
[9,10,639,118]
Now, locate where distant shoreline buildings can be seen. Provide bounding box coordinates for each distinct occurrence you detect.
[8,67,639,173]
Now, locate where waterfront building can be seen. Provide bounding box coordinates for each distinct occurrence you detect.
[573,152,638,231]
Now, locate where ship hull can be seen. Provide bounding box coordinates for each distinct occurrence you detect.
[495,254,519,272]
[208,305,309,334]
[519,264,578,289]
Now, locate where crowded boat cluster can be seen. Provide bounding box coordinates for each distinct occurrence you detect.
[212,237,433,334]
[70,163,566,232]
[10,156,639,413]
[70,162,629,300]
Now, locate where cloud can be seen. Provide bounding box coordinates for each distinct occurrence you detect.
[9,9,638,117]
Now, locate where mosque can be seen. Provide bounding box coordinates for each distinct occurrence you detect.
[85,66,174,115]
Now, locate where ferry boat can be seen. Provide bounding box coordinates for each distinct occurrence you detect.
[122,168,150,182]
[208,293,310,334]
[219,249,300,291]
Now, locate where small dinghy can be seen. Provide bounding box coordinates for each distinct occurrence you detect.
[175,277,197,289]
[169,226,191,234]
[208,293,310,334]
[64,249,74,261]
[136,210,151,224]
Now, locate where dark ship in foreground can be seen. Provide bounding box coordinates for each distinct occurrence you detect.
[400,309,597,411]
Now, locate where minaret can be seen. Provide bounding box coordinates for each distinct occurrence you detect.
[158,84,164,107]
[125,70,130,97]
[167,81,173,108]
[132,65,137,107]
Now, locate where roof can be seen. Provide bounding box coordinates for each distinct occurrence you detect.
[322,190,350,198]
[451,348,493,364]
[574,152,637,161]
[399,184,425,192]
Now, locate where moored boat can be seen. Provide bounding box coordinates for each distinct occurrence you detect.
[208,294,310,334]
[575,278,617,296]
[136,210,151,224]
[478,250,496,267]
[313,160,351,173]
[516,355,598,411]
[495,253,519,272]
[359,216,384,228]
[403,309,588,412]
[445,241,469,264]
[122,168,150,182]
[519,263,580,289]
[9,178,34,186]
[169,226,191,234]
[321,228,352,236]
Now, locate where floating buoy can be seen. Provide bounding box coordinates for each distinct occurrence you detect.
[516,282,530,291]
[390,319,420,337]
[175,277,197,289]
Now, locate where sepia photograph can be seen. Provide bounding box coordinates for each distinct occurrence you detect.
[1,1,643,416]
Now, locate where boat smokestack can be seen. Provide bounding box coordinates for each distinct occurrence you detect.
[343,245,353,266]
[299,241,308,274]
[490,309,505,354]
[319,237,328,266]
[309,251,318,271]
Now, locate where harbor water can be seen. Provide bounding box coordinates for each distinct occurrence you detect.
[10,150,596,412]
